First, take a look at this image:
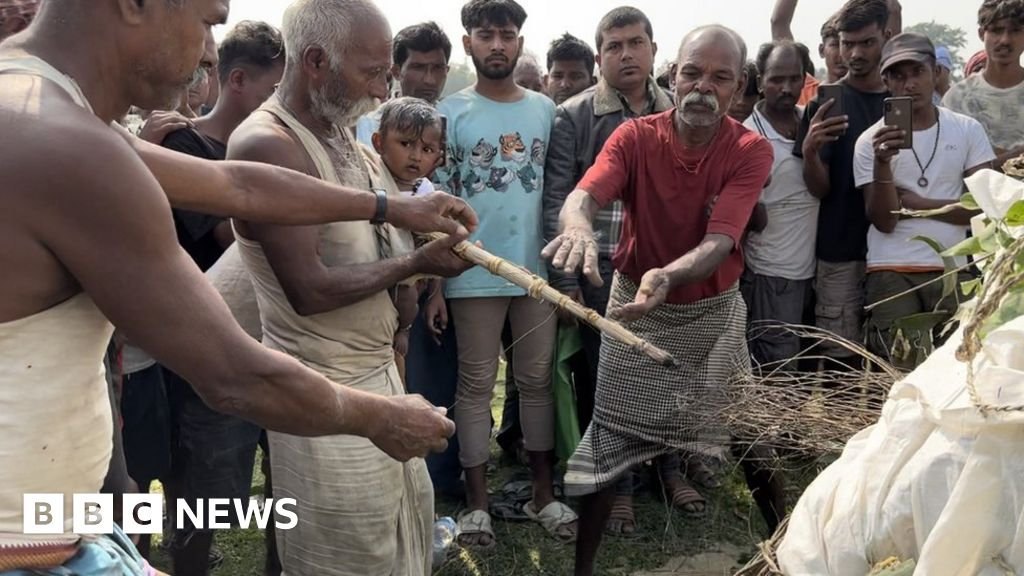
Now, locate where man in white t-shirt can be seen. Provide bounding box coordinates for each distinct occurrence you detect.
[741,40,818,370]
[855,33,994,369]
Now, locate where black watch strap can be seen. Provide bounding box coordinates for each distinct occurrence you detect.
[370,189,388,225]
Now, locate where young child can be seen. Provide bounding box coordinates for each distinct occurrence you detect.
[369,97,446,365]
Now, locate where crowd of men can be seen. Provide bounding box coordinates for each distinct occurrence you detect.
[1,0,1022,574]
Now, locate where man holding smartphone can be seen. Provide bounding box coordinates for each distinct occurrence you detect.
[793,0,891,369]
[855,33,993,369]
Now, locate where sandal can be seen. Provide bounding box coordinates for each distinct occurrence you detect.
[456,509,496,550]
[662,475,707,517]
[524,500,578,544]
[605,494,638,538]
[685,458,723,490]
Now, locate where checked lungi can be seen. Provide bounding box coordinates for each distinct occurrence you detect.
[564,273,750,497]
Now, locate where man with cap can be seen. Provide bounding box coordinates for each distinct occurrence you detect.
[933,45,954,104]
[0,0,36,41]
[855,32,993,369]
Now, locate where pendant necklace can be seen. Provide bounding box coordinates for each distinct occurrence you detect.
[911,107,941,188]
[680,127,720,175]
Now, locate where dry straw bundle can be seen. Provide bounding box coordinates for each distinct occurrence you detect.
[689,324,901,465]
[718,325,903,576]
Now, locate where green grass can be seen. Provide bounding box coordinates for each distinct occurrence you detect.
[149,364,796,575]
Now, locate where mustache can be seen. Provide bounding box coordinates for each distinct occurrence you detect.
[681,91,719,112]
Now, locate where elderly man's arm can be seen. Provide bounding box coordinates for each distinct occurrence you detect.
[542,120,636,288]
[229,122,472,316]
[609,235,734,323]
[543,106,583,294]
[37,119,452,462]
[120,126,477,235]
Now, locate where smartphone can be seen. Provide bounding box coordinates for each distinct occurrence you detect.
[818,84,844,120]
[884,97,914,150]
[438,115,448,168]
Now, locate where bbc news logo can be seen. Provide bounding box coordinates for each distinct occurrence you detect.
[23,494,298,535]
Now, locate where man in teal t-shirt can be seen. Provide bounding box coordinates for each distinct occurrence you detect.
[433,0,576,550]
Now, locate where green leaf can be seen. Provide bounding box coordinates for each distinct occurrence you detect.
[977,221,1001,254]
[980,290,1024,338]
[911,235,958,298]
[941,234,985,257]
[893,311,949,333]
[961,278,982,297]
[996,226,1016,249]
[960,193,979,211]
[1006,200,1024,226]
[891,311,949,364]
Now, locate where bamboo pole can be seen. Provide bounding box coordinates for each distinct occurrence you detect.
[425,232,677,367]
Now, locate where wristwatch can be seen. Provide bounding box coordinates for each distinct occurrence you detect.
[370,189,388,225]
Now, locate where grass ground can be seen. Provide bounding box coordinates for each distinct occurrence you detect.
[149,365,803,576]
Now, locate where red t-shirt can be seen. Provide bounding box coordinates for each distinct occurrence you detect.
[579,110,773,305]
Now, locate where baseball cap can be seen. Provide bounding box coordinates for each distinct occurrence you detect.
[880,32,936,75]
[935,46,953,70]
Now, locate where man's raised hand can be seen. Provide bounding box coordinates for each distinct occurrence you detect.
[541,227,603,288]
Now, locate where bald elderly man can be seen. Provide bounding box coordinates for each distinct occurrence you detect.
[228,0,474,573]
[544,25,774,575]
[0,0,477,573]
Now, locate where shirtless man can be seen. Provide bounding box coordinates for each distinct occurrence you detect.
[229,0,473,572]
[0,0,474,572]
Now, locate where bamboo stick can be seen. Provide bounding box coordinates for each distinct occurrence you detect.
[424,232,678,367]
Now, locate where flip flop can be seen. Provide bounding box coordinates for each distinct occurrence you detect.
[524,500,578,544]
[605,494,638,538]
[456,509,496,550]
[663,477,707,518]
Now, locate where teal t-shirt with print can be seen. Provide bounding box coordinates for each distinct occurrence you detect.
[435,87,555,299]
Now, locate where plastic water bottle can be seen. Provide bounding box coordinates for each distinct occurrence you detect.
[432,517,459,569]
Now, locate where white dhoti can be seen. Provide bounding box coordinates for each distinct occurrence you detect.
[235,96,433,575]
[270,363,432,576]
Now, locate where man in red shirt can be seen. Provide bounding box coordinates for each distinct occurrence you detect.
[543,25,774,576]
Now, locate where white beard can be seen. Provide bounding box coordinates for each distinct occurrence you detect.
[310,83,379,129]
